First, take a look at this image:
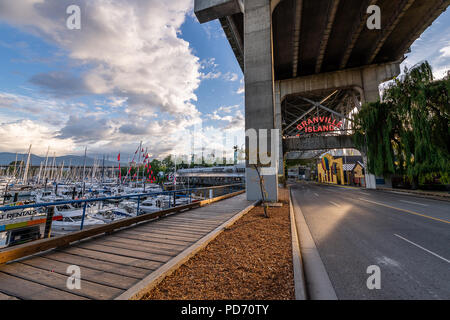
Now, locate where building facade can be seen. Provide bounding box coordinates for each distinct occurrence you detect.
[317,154,365,186]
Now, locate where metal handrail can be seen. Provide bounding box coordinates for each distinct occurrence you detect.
[0,183,245,237]
[0,183,245,212]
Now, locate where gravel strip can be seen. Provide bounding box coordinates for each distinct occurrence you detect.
[143,191,294,300]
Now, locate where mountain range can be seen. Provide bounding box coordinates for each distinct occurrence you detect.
[0,152,118,166]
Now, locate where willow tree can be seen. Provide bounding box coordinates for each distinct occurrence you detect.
[353,62,450,187]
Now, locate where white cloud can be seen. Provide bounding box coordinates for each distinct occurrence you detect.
[0,0,211,157]
[201,71,222,80]
[223,72,239,82]
[0,119,76,156]
[0,0,200,116]
[236,77,245,94]
[440,45,450,58]
[207,106,244,133]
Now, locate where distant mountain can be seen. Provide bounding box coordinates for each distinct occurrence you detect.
[0,152,118,166]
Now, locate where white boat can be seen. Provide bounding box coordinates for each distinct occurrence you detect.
[51,204,105,232]
[139,197,163,213]
[0,203,61,248]
[91,207,134,223]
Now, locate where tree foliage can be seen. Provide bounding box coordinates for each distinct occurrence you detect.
[353,62,450,185]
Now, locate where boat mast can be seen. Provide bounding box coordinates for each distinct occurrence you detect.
[42,147,49,183]
[50,153,56,181]
[137,141,142,188]
[37,161,43,184]
[23,144,32,184]
[12,152,18,179]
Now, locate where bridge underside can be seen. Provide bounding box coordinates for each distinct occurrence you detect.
[195,0,449,200]
[200,0,449,77]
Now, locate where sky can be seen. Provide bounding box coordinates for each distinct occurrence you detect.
[0,1,448,162]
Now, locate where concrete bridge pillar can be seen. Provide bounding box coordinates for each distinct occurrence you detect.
[244,0,278,202]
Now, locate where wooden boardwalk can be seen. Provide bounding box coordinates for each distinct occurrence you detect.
[0,193,253,300]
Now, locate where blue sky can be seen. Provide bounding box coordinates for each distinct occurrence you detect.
[0,1,448,162]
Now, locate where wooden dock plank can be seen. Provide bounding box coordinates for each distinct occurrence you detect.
[136,225,209,235]
[119,229,201,242]
[134,222,209,233]
[165,217,223,226]
[150,221,214,232]
[115,231,194,246]
[0,291,19,300]
[75,243,173,263]
[106,235,187,251]
[0,192,253,300]
[0,272,87,300]
[94,239,182,256]
[61,247,162,270]
[20,257,138,290]
[41,251,149,279]
[0,263,123,300]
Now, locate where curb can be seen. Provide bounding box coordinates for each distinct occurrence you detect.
[289,192,307,300]
[115,199,260,300]
[290,188,338,300]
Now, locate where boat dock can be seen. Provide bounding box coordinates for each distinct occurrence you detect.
[0,192,255,300]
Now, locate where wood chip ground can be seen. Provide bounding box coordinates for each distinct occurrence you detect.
[143,189,294,300]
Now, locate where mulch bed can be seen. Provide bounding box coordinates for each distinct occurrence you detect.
[142,189,294,300]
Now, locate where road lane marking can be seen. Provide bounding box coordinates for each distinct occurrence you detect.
[394,234,450,264]
[358,198,450,224]
[314,193,319,197]
[359,192,370,196]
[328,201,341,208]
[399,200,428,207]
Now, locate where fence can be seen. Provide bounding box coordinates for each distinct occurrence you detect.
[0,183,245,255]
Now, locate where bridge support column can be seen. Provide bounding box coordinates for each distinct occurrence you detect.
[274,81,284,177]
[244,0,278,202]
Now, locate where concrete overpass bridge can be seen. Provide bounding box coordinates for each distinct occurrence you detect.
[194,0,450,201]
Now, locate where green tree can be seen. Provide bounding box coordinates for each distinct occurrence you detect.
[353,61,450,187]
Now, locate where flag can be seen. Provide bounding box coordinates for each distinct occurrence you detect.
[117,153,120,162]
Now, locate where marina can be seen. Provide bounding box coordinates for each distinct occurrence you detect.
[0,192,252,300]
[0,144,245,249]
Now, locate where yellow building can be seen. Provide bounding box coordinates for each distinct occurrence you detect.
[317,153,365,186]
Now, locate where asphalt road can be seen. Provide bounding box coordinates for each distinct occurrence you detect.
[291,182,450,300]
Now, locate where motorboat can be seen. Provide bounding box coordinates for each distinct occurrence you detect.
[91,207,134,223]
[51,204,105,232]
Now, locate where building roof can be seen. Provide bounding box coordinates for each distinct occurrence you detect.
[334,155,363,163]
[342,163,356,171]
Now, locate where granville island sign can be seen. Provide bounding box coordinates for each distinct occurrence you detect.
[296,116,343,133]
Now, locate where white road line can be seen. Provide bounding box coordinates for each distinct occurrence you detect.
[394,234,450,264]
[328,201,341,208]
[314,193,319,197]
[399,200,428,207]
